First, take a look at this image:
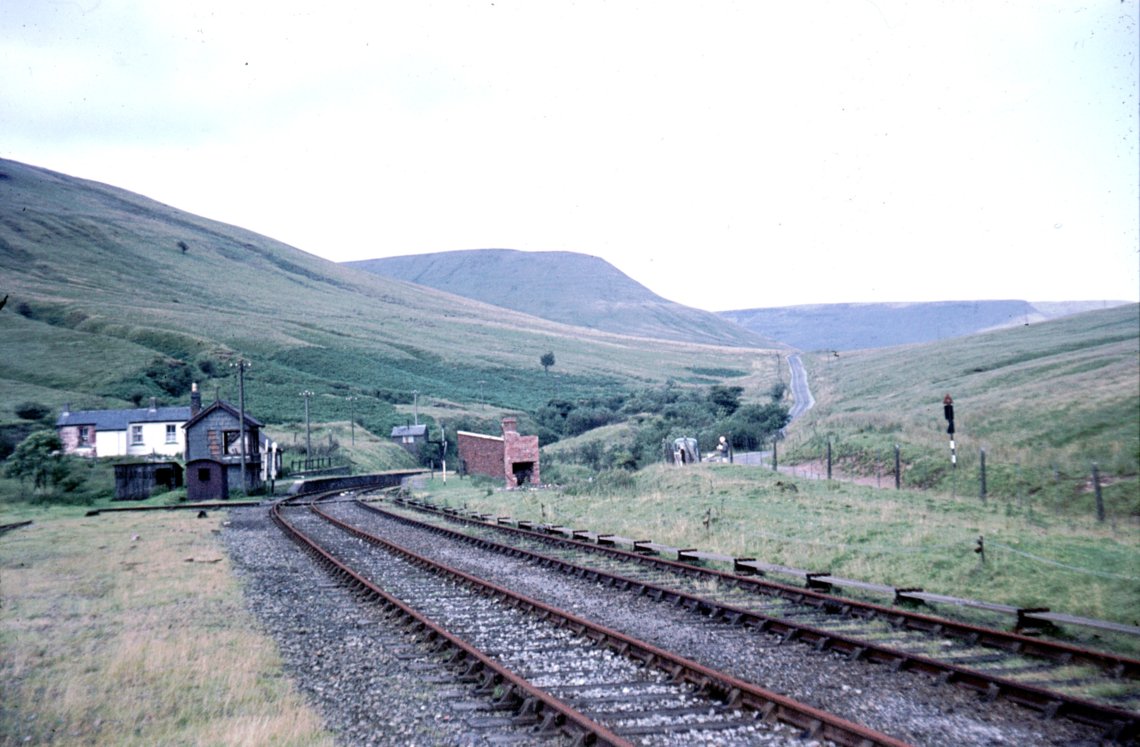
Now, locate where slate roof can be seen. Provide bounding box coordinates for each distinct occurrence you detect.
[391,424,428,438]
[57,406,192,431]
[183,400,264,429]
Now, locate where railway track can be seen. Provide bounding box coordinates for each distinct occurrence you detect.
[272,491,911,746]
[347,492,1139,742]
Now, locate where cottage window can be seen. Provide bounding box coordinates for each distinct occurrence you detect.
[165,424,177,444]
[130,425,144,445]
[78,426,92,446]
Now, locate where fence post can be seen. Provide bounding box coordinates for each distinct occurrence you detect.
[894,444,901,489]
[1092,462,1105,522]
[772,437,778,472]
[826,439,832,481]
[979,448,987,503]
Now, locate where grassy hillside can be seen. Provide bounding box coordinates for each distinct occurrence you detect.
[720,300,1132,352]
[346,249,778,348]
[0,158,782,446]
[784,304,1140,515]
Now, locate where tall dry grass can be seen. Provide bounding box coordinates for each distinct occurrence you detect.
[0,511,331,746]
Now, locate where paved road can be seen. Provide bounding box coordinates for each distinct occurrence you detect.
[734,354,814,467]
[785,353,814,426]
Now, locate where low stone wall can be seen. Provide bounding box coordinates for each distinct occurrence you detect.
[286,469,428,496]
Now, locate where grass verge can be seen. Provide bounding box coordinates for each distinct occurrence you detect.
[0,507,332,746]
[417,463,1140,657]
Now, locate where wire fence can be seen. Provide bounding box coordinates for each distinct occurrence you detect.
[754,436,1136,525]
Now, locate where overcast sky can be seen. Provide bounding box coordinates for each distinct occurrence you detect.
[3,1,1137,311]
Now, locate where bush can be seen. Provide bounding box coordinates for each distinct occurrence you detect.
[14,401,51,421]
[4,433,66,497]
[724,403,789,451]
[145,357,193,397]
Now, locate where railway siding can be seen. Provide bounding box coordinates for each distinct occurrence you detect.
[363,495,1138,740]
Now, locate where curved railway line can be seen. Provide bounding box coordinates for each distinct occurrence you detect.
[272,490,910,746]
[350,490,1139,742]
[242,486,1140,745]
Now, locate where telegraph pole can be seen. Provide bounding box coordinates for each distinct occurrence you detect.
[300,390,314,468]
[439,421,447,484]
[347,396,357,446]
[232,358,250,495]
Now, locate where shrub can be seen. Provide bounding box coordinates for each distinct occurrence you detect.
[14,401,51,421]
[4,431,65,493]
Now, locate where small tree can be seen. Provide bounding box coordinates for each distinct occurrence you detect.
[725,403,790,451]
[540,351,556,374]
[708,385,743,416]
[5,431,66,493]
[14,401,51,421]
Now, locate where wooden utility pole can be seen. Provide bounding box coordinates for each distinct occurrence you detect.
[234,359,250,495]
[979,448,987,502]
[300,390,314,468]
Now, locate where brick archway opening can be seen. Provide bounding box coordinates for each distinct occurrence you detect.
[512,461,534,486]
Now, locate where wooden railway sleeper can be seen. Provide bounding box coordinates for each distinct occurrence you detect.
[471,671,502,697]
[457,658,484,683]
[530,709,566,737]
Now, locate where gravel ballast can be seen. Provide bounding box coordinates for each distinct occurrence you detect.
[223,504,1109,746]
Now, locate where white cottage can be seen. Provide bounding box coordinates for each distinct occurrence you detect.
[56,397,191,459]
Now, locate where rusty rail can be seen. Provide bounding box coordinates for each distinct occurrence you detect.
[367,497,1139,741]
[280,492,912,747]
[272,493,635,747]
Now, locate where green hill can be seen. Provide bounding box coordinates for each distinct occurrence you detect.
[720,300,1133,352]
[0,158,778,443]
[784,303,1140,509]
[346,249,778,348]
[1,157,1135,511]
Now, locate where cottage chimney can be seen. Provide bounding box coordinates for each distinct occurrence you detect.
[63,403,71,416]
[149,397,157,413]
[190,382,201,416]
[501,416,518,435]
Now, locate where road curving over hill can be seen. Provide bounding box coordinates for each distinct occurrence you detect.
[785,353,814,427]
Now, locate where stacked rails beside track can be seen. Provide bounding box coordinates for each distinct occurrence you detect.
[362,493,1140,741]
[271,490,910,747]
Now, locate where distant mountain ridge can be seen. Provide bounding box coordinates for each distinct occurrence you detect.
[345,249,777,348]
[345,250,1131,352]
[718,300,1133,352]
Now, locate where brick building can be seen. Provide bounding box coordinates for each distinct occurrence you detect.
[456,417,540,488]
